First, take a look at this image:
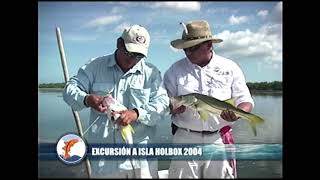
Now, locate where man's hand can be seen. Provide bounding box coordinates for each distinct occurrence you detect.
[220,109,239,122]
[85,94,108,113]
[220,102,253,122]
[112,109,138,126]
[169,103,186,115]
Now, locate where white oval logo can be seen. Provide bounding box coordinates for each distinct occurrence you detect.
[56,133,87,165]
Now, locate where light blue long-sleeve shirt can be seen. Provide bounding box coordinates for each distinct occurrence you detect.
[63,51,169,144]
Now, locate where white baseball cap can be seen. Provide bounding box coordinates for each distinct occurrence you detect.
[121,24,150,57]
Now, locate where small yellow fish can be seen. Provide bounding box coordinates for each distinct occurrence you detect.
[102,95,135,144]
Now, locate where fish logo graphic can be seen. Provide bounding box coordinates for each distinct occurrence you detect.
[56,133,87,165]
[62,139,79,159]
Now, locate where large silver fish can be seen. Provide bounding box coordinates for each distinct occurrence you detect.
[171,93,265,136]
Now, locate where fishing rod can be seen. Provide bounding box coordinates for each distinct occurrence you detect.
[55,27,92,178]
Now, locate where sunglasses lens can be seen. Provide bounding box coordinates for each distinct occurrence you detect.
[125,50,144,60]
[136,55,144,60]
[184,43,203,52]
[187,46,197,51]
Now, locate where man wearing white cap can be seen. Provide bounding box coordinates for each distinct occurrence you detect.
[164,20,255,178]
[63,24,169,178]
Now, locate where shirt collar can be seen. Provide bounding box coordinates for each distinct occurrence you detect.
[106,51,117,67]
[186,56,197,69]
[127,59,144,74]
[206,50,217,69]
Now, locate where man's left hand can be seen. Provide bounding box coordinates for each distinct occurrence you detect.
[112,109,138,126]
[220,102,253,122]
[220,109,239,122]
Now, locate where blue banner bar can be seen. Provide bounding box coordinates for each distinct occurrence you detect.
[39,143,282,161]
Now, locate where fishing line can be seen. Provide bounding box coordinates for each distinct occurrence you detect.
[83,89,114,136]
[83,116,100,136]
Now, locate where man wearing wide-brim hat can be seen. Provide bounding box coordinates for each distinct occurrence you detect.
[170,20,222,49]
[164,20,255,178]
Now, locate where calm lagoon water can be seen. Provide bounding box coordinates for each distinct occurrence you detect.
[38,90,282,178]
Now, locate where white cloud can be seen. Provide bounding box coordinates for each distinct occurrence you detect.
[111,1,201,11]
[117,2,131,6]
[259,23,282,38]
[214,27,282,63]
[84,15,122,28]
[175,30,181,36]
[113,22,131,33]
[147,2,201,12]
[40,32,98,43]
[110,6,126,14]
[229,15,249,25]
[275,2,282,13]
[108,2,147,7]
[270,2,282,23]
[206,8,239,14]
[257,10,269,18]
[64,34,98,42]
[151,29,172,45]
[108,2,201,15]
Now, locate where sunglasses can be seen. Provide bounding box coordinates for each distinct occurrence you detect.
[123,48,145,61]
[184,44,202,52]
[184,41,211,52]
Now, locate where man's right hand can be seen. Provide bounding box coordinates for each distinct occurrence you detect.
[169,104,186,115]
[85,94,108,113]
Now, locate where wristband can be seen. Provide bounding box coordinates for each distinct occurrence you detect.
[133,108,139,118]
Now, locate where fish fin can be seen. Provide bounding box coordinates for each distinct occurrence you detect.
[130,124,135,134]
[121,131,127,143]
[198,111,209,121]
[224,98,236,107]
[250,122,257,136]
[248,114,264,124]
[121,125,135,143]
[244,114,264,136]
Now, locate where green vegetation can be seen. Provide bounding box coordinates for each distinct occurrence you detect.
[247,81,282,91]
[38,82,65,88]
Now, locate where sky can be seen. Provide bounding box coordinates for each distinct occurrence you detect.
[38,1,282,84]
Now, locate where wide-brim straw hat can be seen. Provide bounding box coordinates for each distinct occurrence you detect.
[171,20,222,49]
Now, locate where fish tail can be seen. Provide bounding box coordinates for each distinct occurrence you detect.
[250,122,257,136]
[243,114,264,136]
[121,125,135,144]
[64,153,71,159]
[198,111,209,121]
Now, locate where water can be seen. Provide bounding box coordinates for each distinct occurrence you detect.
[38,90,282,178]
